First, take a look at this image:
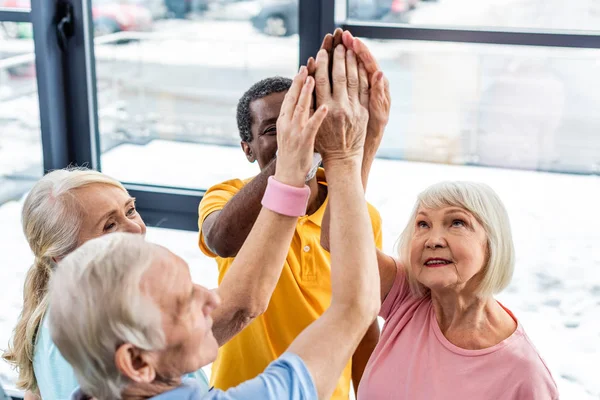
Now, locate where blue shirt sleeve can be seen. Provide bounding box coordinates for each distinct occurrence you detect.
[205,352,317,400]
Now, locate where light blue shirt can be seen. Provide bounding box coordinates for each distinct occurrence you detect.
[71,352,316,400]
[34,316,210,400]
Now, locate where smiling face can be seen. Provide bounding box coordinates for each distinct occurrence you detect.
[409,205,489,294]
[75,183,146,246]
[241,90,287,170]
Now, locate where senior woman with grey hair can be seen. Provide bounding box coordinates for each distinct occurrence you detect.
[352,181,559,399]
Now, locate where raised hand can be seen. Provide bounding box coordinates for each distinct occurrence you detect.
[313,45,369,165]
[342,31,391,134]
[275,66,328,187]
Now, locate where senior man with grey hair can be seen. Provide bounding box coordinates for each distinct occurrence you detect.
[48,42,381,400]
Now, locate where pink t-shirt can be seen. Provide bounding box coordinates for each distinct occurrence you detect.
[358,267,559,400]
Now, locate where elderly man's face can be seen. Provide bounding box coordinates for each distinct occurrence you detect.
[409,206,488,294]
[241,90,287,170]
[142,247,220,378]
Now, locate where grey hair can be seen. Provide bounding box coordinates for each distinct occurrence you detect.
[48,233,165,400]
[397,181,515,298]
[236,76,292,143]
[2,167,126,394]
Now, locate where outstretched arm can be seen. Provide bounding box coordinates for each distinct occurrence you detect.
[288,45,380,400]
[211,67,329,346]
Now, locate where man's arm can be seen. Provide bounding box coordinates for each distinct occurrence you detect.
[351,320,380,394]
[202,159,276,258]
[210,206,298,346]
[209,68,329,346]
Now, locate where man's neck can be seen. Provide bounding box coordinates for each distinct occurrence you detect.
[306,176,326,216]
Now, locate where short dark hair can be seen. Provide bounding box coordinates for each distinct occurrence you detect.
[236,76,292,143]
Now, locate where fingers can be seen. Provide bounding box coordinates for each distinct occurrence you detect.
[353,37,380,79]
[292,76,315,126]
[304,105,328,143]
[315,49,331,103]
[358,62,369,109]
[346,49,359,103]
[332,45,348,101]
[370,70,388,102]
[320,33,333,52]
[332,28,344,49]
[280,66,307,122]
[342,30,355,50]
[307,57,316,76]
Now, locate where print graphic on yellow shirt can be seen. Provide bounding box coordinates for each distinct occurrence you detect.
[198,169,383,400]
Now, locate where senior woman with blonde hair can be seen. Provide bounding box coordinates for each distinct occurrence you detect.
[354,181,559,399]
[2,168,149,400]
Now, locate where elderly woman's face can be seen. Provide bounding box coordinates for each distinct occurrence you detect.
[143,247,220,377]
[75,184,146,245]
[409,205,488,293]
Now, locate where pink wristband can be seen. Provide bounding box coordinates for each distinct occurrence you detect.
[261,176,311,217]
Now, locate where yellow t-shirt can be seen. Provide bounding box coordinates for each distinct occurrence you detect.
[198,169,383,400]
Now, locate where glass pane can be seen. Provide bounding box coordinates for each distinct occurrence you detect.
[96,1,299,188]
[362,39,600,173]
[344,0,600,32]
[0,21,42,391]
[0,0,31,11]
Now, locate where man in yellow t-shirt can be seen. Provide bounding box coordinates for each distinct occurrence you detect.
[198,75,389,399]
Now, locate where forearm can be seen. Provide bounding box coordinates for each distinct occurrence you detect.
[327,159,380,313]
[320,126,382,251]
[361,124,384,191]
[352,320,380,394]
[206,160,276,257]
[211,206,297,346]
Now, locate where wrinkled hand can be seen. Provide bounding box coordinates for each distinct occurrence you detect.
[313,45,369,164]
[274,66,328,187]
[342,31,391,134]
[307,28,344,88]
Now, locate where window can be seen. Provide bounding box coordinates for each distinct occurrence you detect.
[346,0,600,31]
[0,21,41,205]
[94,1,299,189]
[362,38,600,173]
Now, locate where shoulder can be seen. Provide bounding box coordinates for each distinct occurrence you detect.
[35,318,79,399]
[504,328,559,398]
[206,353,316,400]
[366,202,382,223]
[199,178,250,220]
[203,178,248,197]
[151,378,205,399]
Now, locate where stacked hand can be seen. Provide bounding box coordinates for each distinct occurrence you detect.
[313,44,369,164]
[308,29,391,161]
[274,67,328,188]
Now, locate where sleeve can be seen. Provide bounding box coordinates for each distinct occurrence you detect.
[197,179,244,257]
[379,263,411,321]
[206,352,317,400]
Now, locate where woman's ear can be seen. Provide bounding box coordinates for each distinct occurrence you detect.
[115,343,156,383]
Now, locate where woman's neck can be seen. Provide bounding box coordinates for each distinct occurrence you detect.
[430,291,517,350]
[121,380,180,400]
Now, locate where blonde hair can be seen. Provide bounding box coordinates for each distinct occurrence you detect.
[2,167,126,394]
[48,233,165,400]
[397,181,515,298]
